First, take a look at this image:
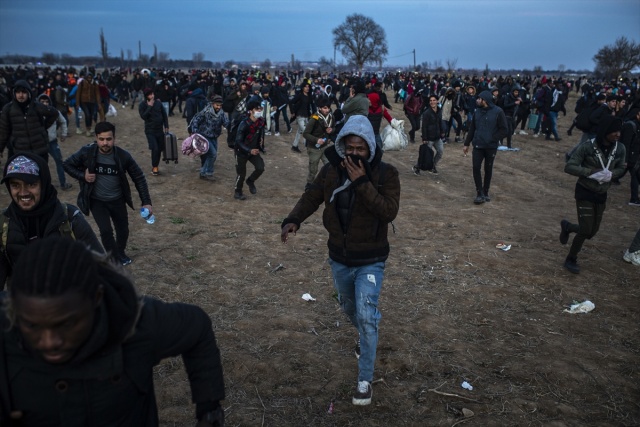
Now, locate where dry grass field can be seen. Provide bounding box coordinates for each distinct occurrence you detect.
[6,89,637,426]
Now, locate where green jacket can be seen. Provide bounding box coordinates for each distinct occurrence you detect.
[565,138,626,194]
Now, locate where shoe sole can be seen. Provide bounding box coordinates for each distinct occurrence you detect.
[559,220,570,245]
[352,390,372,405]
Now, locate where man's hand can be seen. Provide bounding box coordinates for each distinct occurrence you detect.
[85,168,96,183]
[146,99,153,107]
[462,146,469,155]
[250,148,259,156]
[281,223,299,243]
[342,156,366,181]
[164,127,169,133]
[142,204,153,215]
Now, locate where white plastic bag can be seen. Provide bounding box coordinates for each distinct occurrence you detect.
[106,104,117,117]
[381,119,408,151]
[588,169,612,184]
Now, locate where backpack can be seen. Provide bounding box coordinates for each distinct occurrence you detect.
[1,201,76,261]
[574,102,599,132]
[227,113,246,148]
[418,143,435,171]
[404,94,422,116]
[221,97,234,113]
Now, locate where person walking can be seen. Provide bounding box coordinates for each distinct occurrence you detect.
[138,88,169,176]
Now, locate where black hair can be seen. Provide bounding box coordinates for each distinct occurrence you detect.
[9,237,100,300]
[94,121,116,136]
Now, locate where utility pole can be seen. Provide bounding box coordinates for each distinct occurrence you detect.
[138,41,141,60]
[333,45,336,70]
[413,49,416,70]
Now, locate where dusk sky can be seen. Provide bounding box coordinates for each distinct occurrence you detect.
[1,0,639,71]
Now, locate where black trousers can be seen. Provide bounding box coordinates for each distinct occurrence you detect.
[90,197,129,258]
[234,153,265,192]
[567,199,606,259]
[472,147,497,194]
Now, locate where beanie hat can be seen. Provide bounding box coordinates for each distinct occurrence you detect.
[246,95,262,111]
[252,84,261,93]
[260,86,270,95]
[210,94,223,104]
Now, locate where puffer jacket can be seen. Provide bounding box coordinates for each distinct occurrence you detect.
[63,143,152,215]
[282,115,400,266]
[565,117,626,195]
[0,81,59,157]
[0,272,225,426]
[421,106,442,141]
[190,105,230,139]
[138,98,168,134]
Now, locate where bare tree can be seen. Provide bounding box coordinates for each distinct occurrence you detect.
[445,57,458,73]
[433,59,444,73]
[533,65,543,74]
[153,44,158,64]
[332,14,388,71]
[158,52,170,65]
[223,60,234,69]
[120,49,124,67]
[558,64,566,74]
[318,56,333,71]
[593,36,640,79]
[193,52,205,68]
[261,58,272,69]
[99,28,109,66]
[420,61,431,71]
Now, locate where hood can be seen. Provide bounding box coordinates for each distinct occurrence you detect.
[37,93,51,104]
[334,115,377,163]
[478,90,494,107]
[3,152,55,206]
[467,86,476,96]
[511,84,522,96]
[13,79,32,101]
[596,115,622,146]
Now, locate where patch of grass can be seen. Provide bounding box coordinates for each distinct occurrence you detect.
[169,216,186,224]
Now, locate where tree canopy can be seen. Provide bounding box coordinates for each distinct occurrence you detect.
[593,36,640,80]
[332,14,388,71]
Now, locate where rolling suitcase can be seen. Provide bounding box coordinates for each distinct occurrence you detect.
[163,132,179,164]
[527,113,539,130]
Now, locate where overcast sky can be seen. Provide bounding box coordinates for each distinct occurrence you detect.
[1,0,639,71]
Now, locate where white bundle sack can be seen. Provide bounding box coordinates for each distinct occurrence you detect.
[381,118,408,151]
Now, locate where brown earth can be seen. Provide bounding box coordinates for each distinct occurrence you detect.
[16,90,639,426]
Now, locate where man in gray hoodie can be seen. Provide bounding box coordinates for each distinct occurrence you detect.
[281,115,400,406]
[463,90,509,204]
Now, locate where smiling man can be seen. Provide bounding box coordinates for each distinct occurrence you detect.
[0,153,102,290]
[63,121,152,266]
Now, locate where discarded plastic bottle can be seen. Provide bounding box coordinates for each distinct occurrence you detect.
[140,207,155,224]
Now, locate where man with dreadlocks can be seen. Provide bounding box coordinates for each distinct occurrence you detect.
[189,94,229,181]
[0,237,226,426]
[0,152,102,290]
[302,95,335,191]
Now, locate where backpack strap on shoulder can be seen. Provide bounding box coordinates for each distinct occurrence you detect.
[59,202,76,240]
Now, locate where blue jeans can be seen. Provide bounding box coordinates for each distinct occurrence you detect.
[48,139,67,187]
[293,116,308,147]
[329,259,385,382]
[546,111,559,139]
[200,137,218,176]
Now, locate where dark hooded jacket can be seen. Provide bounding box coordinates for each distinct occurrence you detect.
[565,115,626,198]
[282,115,400,266]
[464,91,509,149]
[0,80,59,157]
[63,144,152,216]
[0,260,225,426]
[0,153,103,289]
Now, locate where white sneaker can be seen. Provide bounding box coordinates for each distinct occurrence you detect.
[265,131,272,136]
[533,133,540,138]
[76,128,83,135]
[352,381,372,405]
[519,130,528,135]
[275,132,280,136]
[623,250,640,266]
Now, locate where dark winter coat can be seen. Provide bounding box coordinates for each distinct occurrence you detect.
[420,106,443,142]
[464,91,509,149]
[0,80,59,157]
[0,274,225,426]
[138,98,168,134]
[282,116,400,266]
[63,144,152,215]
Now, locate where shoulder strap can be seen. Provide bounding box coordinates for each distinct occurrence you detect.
[1,209,7,251]
[59,202,76,240]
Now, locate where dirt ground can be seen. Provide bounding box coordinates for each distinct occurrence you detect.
[13,89,639,426]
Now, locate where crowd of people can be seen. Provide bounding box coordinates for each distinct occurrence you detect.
[0,63,638,422]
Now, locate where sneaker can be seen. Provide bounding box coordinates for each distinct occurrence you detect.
[559,219,571,245]
[291,146,302,153]
[265,131,272,136]
[60,183,73,191]
[429,167,439,175]
[76,128,83,135]
[412,166,420,176]
[85,130,93,137]
[352,381,372,406]
[483,192,491,202]
[628,200,640,206]
[473,194,485,205]
[354,339,361,360]
[567,129,573,136]
[199,174,215,181]
[246,179,257,195]
[409,139,416,144]
[564,256,580,274]
[623,250,640,266]
[455,137,462,143]
[287,128,293,134]
[275,132,281,136]
[234,191,246,200]
[120,255,132,266]
[533,133,540,138]
[519,130,528,135]
[554,137,562,142]
[152,167,159,176]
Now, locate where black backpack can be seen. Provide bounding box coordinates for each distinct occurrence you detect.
[574,102,599,132]
[418,143,435,171]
